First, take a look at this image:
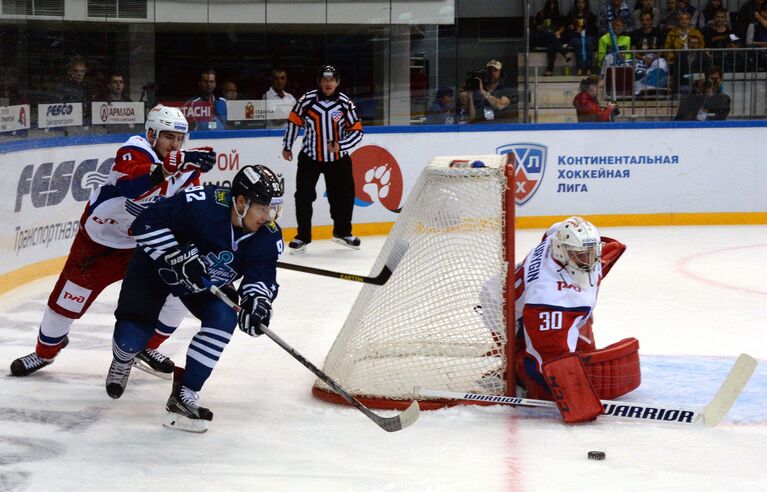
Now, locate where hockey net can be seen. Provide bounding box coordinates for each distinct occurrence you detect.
[312,154,515,410]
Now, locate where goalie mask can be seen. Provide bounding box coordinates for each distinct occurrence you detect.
[550,216,602,288]
[232,165,285,227]
[145,104,188,142]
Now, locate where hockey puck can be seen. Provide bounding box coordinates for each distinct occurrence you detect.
[587,451,606,460]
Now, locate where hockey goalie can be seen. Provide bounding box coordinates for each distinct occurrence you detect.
[494,216,639,423]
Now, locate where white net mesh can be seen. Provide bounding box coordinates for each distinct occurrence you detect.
[314,155,513,406]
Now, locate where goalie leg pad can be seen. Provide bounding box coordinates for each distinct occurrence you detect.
[580,337,641,400]
[543,353,603,424]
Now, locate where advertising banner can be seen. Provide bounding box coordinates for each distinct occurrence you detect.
[226,100,293,122]
[0,105,30,133]
[37,103,83,128]
[1,125,765,276]
[91,102,145,125]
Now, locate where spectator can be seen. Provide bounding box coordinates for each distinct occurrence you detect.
[664,11,705,63]
[660,0,679,31]
[472,59,512,123]
[746,3,767,68]
[186,68,227,131]
[675,76,730,119]
[700,0,731,29]
[105,72,132,102]
[675,77,706,119]
[706,65,726,94]
[425,87,455,124]
[281,65,364,254]
[632,11,668,93]
[573,76,618,121]
[599,0,633,36]
[533,0,564,49]
[263,68,296,129]
[674,35,711,92]
[704,8,737,68]
[676,0,701,29]
[53,55,94,121]
[533,0,570,76]
[598,17,633,70]
[220,80,238,100]
[567,0,599,75]
[698,78,731,119]
[735,0,767,39]
[631,0,660,30]
[455,88,476,124]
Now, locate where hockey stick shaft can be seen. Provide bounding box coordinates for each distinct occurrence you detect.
[209,285,420,432]
[416,387,704,425]
[416,353,756,426]
[276,262,392,285]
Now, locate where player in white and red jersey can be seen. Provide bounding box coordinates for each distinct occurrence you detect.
[510,216,638,422]
[10,104,217,379]
[480,216,636,423]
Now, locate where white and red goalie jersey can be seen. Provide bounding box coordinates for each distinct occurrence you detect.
[513,224,630,401]
[82,135,200,249]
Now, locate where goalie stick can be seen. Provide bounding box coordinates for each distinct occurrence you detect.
[209,285,420,432]
[416,353,757,426]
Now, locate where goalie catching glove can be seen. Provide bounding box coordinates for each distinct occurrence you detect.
[159,244,210,296]
[237,295,272,337]
[163,147,216,174]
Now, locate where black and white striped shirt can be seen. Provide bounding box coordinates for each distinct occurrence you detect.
[282,89,363,162]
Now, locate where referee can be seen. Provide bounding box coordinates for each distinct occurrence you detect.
[281,65,364,254]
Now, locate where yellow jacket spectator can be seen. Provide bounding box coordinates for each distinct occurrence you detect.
[664,12,705,62]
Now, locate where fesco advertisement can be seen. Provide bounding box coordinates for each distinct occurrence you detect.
[1,125,765,275]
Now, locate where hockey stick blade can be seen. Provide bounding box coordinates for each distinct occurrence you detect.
[210,285,420,432]
[276,262,392,285]
[702,353,757,427]
[417,354,757,427]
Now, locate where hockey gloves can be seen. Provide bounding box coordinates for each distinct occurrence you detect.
[159,244,210,296]
[163,146,216,174]
[238,295,272,337]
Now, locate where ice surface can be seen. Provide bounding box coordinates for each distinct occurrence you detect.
[1,225,765,491]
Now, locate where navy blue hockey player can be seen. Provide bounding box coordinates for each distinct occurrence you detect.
[106,164,284,433]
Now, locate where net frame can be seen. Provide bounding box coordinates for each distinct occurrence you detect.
[312,154,515,410]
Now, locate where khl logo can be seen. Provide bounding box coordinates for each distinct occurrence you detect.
[496,143,547,205]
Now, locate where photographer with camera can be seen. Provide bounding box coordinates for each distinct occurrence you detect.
[573,76,619,122]
[469,59,512,124]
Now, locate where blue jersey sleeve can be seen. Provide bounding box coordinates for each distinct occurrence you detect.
[131,185,204,261]
[238,222,283,303]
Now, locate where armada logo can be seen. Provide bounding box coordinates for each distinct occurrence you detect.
[15,158,113,212]
[99,104,136,122]
[496,143,547,205]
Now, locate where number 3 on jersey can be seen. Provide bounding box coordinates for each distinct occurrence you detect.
[184,185,206,202]
[539,311,562,331]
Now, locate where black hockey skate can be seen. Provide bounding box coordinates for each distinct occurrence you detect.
[133,347,175,380]
[288,238,309,255]
[332,235,361,250]
[164,377,213,434]
[10,337,69,377]
[106,359,133,399]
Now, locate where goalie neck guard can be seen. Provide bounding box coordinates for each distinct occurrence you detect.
[550,216,602,288]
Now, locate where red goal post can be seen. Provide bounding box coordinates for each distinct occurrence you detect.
[313,153,516,410]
